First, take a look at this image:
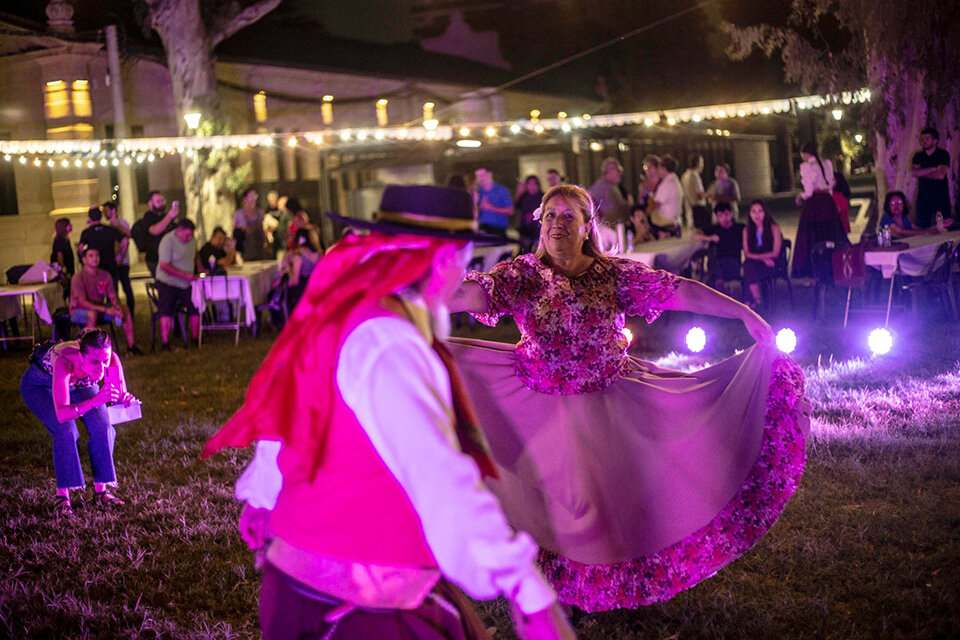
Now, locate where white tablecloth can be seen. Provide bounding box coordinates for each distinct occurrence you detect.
[0,282,63,324]
[864,231,960,278]
[620,235,708,273]
[190,261,279,326]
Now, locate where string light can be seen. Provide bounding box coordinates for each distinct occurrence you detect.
[0,89,871,167]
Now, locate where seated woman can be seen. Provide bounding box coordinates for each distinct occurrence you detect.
[20,329,138,515]
[281,229,322,313]
[695,201,745,292]
[741,200,783,310]
[629,205,670,243]
[448,184,809,612]
[880,191,953,238]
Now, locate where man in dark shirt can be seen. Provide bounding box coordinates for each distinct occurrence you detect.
[78,206,125,284]
[198,226,237,274]
[695,202,744,291]
[131,191,179,276]
[911,127,951,229]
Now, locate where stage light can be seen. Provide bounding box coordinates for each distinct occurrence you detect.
[622,327,634,345]
[686,327,706,353]
[776,328,797,354]
[868,328,893,356]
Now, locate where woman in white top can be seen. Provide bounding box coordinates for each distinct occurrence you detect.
[792,142,849,278]
[20,329,138,515]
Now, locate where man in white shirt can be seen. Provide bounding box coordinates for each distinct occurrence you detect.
[203,185,575,640]
[681,153,710,230]
[650,155,684,231]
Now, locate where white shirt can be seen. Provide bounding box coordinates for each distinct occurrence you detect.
[800,158,835,199]
[680,168,706,209]
[653,172,683,224]
[236,314,556,615]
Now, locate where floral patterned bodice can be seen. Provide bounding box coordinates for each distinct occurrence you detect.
[466,254,680,395]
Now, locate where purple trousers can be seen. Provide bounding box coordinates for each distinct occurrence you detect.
[259,561,492,640]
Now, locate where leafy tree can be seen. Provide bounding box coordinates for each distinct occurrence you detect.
[137,0,280,238]
[725,0,960,204]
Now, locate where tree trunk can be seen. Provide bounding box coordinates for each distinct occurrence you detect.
[147,0,221,242]
[872,60,928,204]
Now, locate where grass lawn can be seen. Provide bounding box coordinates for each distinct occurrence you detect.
[1,286,958,639]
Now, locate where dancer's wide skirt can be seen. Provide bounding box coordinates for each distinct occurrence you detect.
[447,340,808,611]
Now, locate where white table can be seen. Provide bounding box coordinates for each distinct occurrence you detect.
[0,282,64,345]
[620,235,708,273]
[190,260,279,327]
[864,231,960,325]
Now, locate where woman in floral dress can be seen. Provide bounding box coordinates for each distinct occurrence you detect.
[448,184,809,612]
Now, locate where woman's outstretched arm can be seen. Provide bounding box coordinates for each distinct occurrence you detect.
[448,280,489,314]
[661,278,773,345]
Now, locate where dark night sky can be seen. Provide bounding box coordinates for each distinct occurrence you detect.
[1,0,798,109]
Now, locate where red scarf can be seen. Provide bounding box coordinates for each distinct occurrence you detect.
[202,231,497,479]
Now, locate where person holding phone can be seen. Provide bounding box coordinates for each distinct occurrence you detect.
[131,191,179,277]
[20,329,138,516]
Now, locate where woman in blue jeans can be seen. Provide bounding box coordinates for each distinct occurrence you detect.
[20,329,137,515]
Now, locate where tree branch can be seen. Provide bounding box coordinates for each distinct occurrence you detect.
[211,0,282,47]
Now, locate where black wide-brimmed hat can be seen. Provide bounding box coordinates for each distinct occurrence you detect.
[327,185,509,246]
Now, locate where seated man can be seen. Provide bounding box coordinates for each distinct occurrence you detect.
[70,247,141,355]
[695,202,745,292]
[198,226,237,274]
[156,219,201,350]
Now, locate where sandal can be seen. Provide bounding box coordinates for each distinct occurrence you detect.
[93,491,125,507]
[53,495,74,516]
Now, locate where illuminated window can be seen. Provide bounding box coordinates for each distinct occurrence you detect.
[254,91,268,123]
[72,80,91,117]
[46,123,95,140]
[44,80,70,119]
[423,102,434,121]
[321,95,334,125]
[376,99,388,127]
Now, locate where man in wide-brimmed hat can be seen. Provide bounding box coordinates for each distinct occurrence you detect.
[203,185,575,640]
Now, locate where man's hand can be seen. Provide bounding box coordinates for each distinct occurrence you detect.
[511,601,577,640]
[239,504,273,551]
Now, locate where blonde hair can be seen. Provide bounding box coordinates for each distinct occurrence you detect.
[534,184,606,259]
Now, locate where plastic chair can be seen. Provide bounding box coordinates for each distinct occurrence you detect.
[760,238,794,312]
[145,282,188,349]
[196,275,245,347]
[901,241,957,321]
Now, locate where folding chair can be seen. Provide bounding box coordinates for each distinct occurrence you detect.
[831,244,868,327]
[196,275,245,347]
[761,238,794,312]
[901,241,957,321]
